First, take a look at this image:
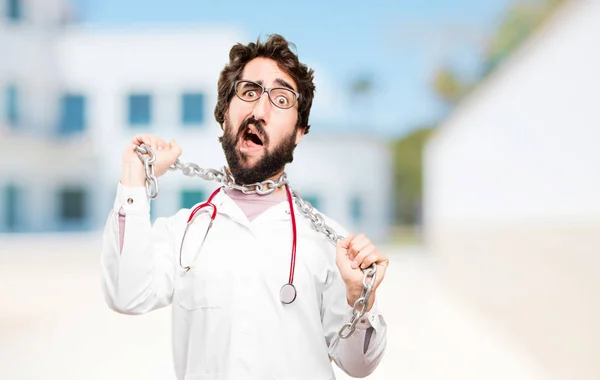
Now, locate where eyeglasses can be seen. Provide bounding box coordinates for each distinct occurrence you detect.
[234,80,300,109]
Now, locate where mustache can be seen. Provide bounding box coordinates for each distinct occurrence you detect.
[236,117,269,145]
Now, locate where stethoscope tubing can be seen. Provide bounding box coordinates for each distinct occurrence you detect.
[179,187,222,271]
[179,186,298,294]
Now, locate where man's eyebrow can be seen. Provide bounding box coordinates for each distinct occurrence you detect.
[240,80,261,87]
[275,78,296,91]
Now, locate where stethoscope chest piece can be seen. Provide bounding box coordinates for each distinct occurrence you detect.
[280,283,297,304]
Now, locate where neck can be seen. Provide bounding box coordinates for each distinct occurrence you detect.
[225,167,287,195]
[267,170,286,195]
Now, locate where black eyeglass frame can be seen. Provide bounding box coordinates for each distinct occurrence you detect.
[233,80,301,109]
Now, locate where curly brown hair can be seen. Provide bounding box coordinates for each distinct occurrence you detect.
[214,34,316,134]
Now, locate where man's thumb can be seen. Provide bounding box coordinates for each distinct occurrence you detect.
[337,234,354,250]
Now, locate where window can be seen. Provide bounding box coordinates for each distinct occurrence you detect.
[181,93,205,125]
[59,94,86,134]
[181,189,205,209]
[302,194,321,211]
[350,196,363,224]
[4,184,20,231]
[7,0,22,22]
[128,94,152,126]
[58,188,86,222]
[5,85,19,127]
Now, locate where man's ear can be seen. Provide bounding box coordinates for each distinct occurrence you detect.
[295,126,306,145]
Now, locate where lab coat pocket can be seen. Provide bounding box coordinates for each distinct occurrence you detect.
[175,267,225,310]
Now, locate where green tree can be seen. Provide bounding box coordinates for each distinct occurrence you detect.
[483,0,567,75]
[431,0,568,104]
[392,126,435,224]
[432,66,471,106]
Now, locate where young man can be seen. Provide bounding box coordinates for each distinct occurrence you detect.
[102,34,389,380]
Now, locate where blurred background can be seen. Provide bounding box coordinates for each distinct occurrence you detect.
[1,0,598,379]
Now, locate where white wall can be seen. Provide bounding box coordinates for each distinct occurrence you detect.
[0,0,68,136]
[289,134,392,241]
[0,0,76,232]
[425,0,600,226]
[423,2,600,379]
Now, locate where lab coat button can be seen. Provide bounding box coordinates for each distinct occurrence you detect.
[127,198,134,204]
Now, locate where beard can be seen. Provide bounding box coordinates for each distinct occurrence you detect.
[220,117,298,185]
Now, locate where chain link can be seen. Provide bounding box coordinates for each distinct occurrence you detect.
[135,146,158,199]
[134,143,377,338]
[292,192,377,338]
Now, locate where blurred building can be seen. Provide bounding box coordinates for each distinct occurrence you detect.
[424,1,600,379]
[0,0,392,241]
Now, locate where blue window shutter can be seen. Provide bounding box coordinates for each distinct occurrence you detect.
[181,189,206,209]
[351,196,363,224]
[7,0,22,22]
[5,85,19,127]
[58,188,86,221]
[59,94,86,134]
[302,194,320,211]
[182,93,205,126]
[4,184,20,231]
[128,94,152,126]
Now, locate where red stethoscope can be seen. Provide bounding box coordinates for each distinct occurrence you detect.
[179,185,298,305]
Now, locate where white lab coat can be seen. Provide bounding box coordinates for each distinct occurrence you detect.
[101,184,387,380]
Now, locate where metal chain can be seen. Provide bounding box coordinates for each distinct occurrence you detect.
[135,146,159,199]
[134,143,377,338]
[171,159,289,195]
[291,191,377,339]
[134,144,288,196]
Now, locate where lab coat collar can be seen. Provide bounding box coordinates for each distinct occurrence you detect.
[209,187,293,226]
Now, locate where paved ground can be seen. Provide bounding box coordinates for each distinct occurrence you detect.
[0,234,547,379]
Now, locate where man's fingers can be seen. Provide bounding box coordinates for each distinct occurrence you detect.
[351,245,377,269]
[360,251,384,270]
[335,234,354,268]
[347,234,370,260]
[132,134,171,151]
[133,134,151,147]
[337,234,354,250]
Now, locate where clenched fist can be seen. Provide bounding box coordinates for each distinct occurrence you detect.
[335,234,389,312]
[121,134,182,187]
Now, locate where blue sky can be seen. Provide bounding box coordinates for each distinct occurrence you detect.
[72,0,515,138]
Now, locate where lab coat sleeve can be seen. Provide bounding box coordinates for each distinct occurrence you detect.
[322,262,388,378]
[101,183,181,315]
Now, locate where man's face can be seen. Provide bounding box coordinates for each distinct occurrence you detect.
[221,57,305,185]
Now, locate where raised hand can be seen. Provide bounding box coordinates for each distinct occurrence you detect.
[121,134,182,187]
[335,234,389,311]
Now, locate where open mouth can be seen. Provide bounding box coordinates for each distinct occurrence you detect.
[242,128,264,148]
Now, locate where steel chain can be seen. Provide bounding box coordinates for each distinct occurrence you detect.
[291,192,377,338]
[135,146,158,199]
[134,144,377,338]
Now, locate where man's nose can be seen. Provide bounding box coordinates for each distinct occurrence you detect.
[252,91,271,125]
